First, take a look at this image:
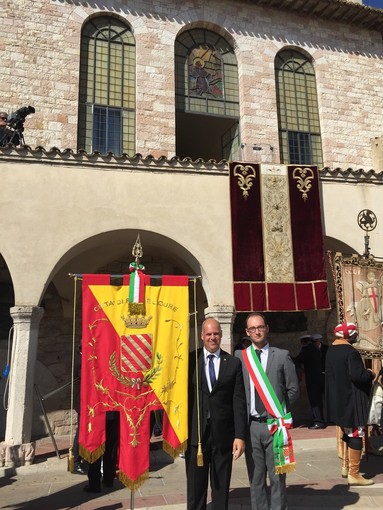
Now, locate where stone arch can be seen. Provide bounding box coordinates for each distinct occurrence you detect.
[42,229,209,318]
[29,228,215,437]
[0,253,14,341]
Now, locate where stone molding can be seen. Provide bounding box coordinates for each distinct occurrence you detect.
[1,147,383,184]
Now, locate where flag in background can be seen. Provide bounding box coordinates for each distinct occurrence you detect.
[79,273,189,490]
[230,163,329,312]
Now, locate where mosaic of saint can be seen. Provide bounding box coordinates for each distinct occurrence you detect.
[188,46,223,98]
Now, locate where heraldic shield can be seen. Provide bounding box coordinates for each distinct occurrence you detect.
[79,272,189,490]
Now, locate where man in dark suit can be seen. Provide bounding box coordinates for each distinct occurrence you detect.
[294,333,328,429]
[236,312,299,510]
[186,318,247,510]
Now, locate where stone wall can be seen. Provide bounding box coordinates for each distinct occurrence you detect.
[0,0,382,167]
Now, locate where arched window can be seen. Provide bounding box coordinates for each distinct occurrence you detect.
[275,50,323,166]
[175,28,239,161]
[78,17,135,155]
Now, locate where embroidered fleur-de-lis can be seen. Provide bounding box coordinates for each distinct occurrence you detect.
[233,164,257,199]
[292,167,314,202]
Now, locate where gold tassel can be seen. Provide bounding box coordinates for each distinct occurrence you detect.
[275,462,296,475]
[67,447,74,473]
[197,443,204,467]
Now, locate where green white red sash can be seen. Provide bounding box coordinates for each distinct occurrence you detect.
[243,346,296,474]
[129,262,145,303]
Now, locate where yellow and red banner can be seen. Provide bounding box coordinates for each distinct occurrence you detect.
[79,273,189,490]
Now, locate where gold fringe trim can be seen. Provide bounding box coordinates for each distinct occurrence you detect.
[67,447,74,473]
[275,462,296,475]
[79,443,105,464]
[119,468,149,491]
[197,443,204,467]
[162,438,188,459]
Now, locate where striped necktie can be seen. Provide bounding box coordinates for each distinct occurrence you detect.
[254,350,265,415]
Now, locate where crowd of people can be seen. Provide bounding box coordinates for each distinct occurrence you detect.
[73,315,379,509]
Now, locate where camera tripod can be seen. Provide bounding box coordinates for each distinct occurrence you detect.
[9,127,26,146]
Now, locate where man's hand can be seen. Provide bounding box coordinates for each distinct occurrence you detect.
[232,438,245,460]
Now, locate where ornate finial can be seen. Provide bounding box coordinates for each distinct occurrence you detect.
[357,209,377,259]
[121,234,152,329]
[132,234,143,266]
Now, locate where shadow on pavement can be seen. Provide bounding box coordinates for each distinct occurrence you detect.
[228,483,360,509]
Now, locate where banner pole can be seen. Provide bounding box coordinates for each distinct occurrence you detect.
[69,273,201,280]
[130,490,134,510]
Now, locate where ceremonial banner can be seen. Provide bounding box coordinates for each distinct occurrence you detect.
[230,163,329,312]
[79,272,189,490]
[335,254,383,355]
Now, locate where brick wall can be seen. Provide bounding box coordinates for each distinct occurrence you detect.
[1,1,382,164]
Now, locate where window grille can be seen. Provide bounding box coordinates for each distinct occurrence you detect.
[78,17,135,155]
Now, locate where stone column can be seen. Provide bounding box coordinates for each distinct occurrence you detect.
[1,306,44,467]
[204,305,236,353]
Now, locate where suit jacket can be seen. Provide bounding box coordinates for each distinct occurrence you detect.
[188,348,247,448]
[236,345,299,418]
[325,341,373,428]
[294,342,328,387]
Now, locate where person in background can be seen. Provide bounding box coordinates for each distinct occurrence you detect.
[294,333,328,429]
[186,318,247,510]
[84,411,120,493]
[0,111,19,146]
[233,335,251,352]
[325,322,374,486]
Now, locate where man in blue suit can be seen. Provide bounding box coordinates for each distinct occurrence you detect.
[186,318,247,510]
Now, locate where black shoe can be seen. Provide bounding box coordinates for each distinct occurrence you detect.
[308,423,326,430]
[73,463,86,475]
[102,480,114,488]
[83,485,101,493]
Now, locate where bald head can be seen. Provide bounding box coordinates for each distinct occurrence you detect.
[201,318,222,353]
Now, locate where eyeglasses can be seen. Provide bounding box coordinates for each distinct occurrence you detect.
[0,117,7,121]
[247,326,266,333]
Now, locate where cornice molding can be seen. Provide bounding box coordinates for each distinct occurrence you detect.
[1,145,383,182]
[247,0,383,32]
[0,145,227,175]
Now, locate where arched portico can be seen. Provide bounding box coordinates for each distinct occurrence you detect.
[1,226,237,465]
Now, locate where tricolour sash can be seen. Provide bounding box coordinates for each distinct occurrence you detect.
[243,346,296,474]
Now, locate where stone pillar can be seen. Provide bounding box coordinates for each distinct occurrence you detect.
[1,306,44,467]
[204,305,236,353]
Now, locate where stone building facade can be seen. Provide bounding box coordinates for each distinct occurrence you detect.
[1,0,383,466]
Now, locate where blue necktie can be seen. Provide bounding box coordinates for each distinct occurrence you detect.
[208,354,216,388]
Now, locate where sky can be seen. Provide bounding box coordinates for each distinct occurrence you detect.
[363,0,383,8]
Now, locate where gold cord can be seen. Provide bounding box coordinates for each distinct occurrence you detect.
[68,276,78,472]
[192,278,203,467]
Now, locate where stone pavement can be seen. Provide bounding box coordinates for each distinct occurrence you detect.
[1,426,383,510]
